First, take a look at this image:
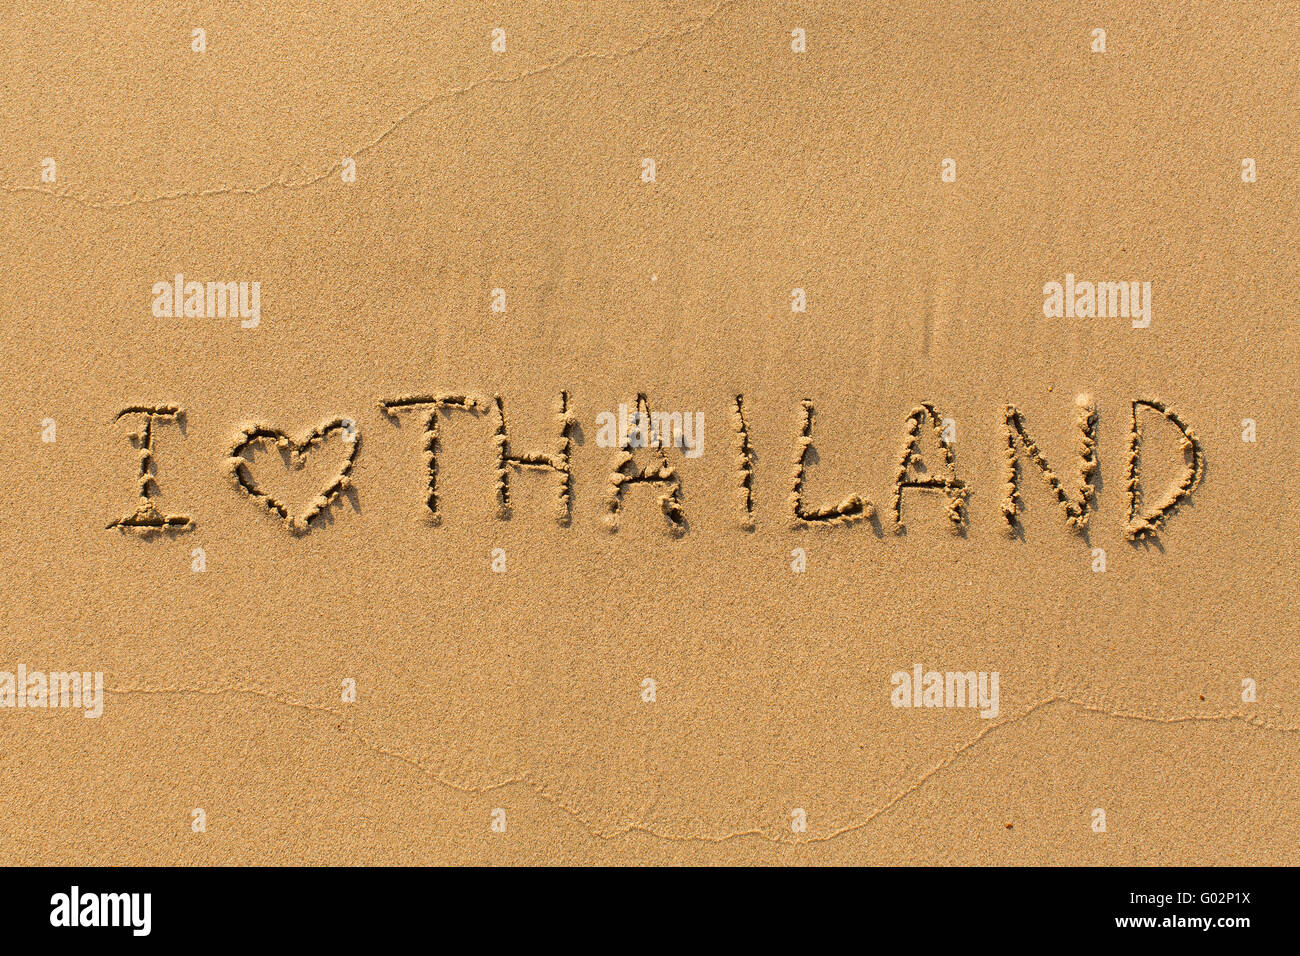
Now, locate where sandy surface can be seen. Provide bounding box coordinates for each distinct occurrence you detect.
[1,0,1297,864]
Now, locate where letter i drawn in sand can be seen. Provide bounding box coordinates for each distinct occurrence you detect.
[107,404,193,533]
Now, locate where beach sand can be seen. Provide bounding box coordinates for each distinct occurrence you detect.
[0,0,1296,864]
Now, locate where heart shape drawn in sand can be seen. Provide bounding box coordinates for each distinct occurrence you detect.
[227,418,360,534]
